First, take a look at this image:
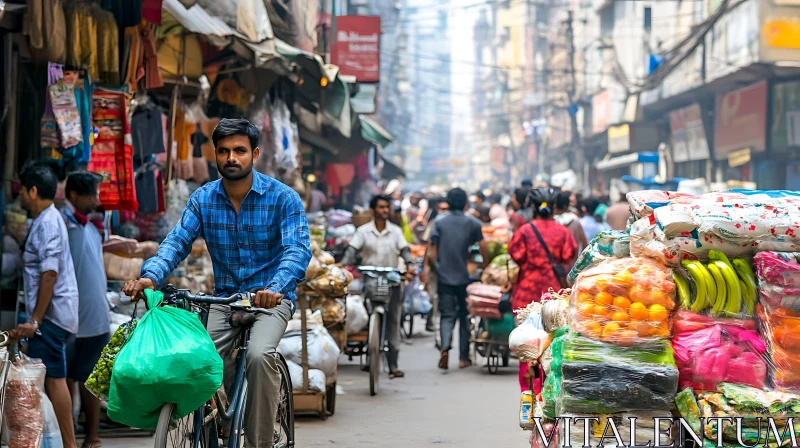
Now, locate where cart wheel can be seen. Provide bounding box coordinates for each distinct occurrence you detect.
[486,344,499,374]
[326,383,336,416]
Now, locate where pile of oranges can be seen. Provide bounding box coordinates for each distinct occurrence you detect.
[572,258,676,346]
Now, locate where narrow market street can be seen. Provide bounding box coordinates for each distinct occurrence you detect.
[101,324,527,448]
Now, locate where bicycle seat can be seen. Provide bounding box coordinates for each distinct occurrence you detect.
[229,311,256,329]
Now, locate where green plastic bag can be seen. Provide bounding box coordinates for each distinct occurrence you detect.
[107,290,223,430]
[485,314,515,339]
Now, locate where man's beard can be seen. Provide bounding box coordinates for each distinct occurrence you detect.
[219,162,252,181]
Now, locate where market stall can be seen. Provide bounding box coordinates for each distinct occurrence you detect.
[518,189,800,448]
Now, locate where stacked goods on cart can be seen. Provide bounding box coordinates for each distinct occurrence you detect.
[467,283,504,320]
[511,290,569,363]
[568,230,630,284]
[481,253,519,288]
[674,385,800,447]
[279,313,340,378]
[627,190,800,265]
[754,252,800,393]
[674,251,758,317]
[482,226,511,246]
[304,241,353,330]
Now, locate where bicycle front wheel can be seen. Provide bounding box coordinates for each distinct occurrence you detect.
[154,402,218,448]
[368,312,382,396]
[274,355,295,447]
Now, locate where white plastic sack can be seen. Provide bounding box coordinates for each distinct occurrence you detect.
[40,392,63,448]
[285,310,324,334]
[508,307,550,362]
[285,360,325,393]
[345,295,369,335]
[403,279,432,315]
[278,327,340,377]
[237,0,271,42]
[270,99,299,173]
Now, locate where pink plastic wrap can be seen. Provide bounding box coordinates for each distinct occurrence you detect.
[672,310,756,333]
[466,283,503,318]
[754,251,800,288]
[671,320,767,391]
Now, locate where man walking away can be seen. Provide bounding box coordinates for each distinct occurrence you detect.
[605,192,631,231]
[428,188,487,370]
[13,163,79,448]
[341,195,415,379]
[61,172,109,448]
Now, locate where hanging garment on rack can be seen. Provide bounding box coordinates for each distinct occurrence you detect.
[131,106,166,161]
[66,70,94,165]
[102,0,143,28]
[49,72,83,149]
[88,90,138,211]
[24,0,67,63]
[40,64,64,153]
[96,7,120,84]
[135,162,163,214]
[140,24,163,89]
[65,1,99,81]
[141,0,163,24]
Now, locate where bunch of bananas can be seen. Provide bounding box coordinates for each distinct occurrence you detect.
[676,250,757,317]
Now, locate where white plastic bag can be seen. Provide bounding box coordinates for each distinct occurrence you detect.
[270,99,299,173]
[284,310,324,334]
[40,392,63,448]
[285,360,325,393]
[345,295,369,335]
[509,305,550,362]
[278,327,340,377]
[5,355,46,448]
[403,279,432,315]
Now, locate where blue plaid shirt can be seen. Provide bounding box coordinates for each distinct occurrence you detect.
[141,172,311,307]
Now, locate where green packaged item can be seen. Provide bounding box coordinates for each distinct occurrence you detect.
[562,333,676,366]
[107,290,223,430]
[485,313,515,339]
[568,231,630,283]
[542,327,570,419]
[85,319,138,400]
[675,388,702,435]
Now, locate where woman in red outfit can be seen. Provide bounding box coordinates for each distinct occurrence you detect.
[508,187,578,393]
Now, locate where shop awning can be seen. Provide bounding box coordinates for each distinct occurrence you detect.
[380,154,406,180]
[595,152,659,171]
[360,116,393,148]
[163,0,242,38]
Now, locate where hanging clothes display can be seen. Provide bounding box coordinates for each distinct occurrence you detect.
[40,63,64,159]
[88,90,139,211]
[131,101,166,162]
[141,0,163,24]
[122,23,163,92]
[64,0,99,81]
[135,162,165,214]
[63,70,94,165]
[96,6,120,85]
[24,0,67,63]
[49,71,83,149]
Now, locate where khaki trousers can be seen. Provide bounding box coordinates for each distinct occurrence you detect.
[207,300,292,448]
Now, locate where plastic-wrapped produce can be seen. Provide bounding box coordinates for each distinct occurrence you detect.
[558,333,678,414]
[509,303,551,361]
[541,327,570,419]
[754,251,800,288]
[675,253,758,317]
[671,317,767,391]
[466,283,503,319]
[86,317,138,400]
[757,304,800,392]
[308,265,352,295]
[571,257,676,345]
[345,295,369,335]
[568,231,630,283]
[672,310,756,333]
[5,355,46,448]
[480,254,519,287]
[309,297,345,327]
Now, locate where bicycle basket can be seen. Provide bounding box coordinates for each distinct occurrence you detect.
[362,273,396,303]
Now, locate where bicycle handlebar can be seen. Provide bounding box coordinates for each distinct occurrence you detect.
[161,285,275,313]
[357,266,402,274]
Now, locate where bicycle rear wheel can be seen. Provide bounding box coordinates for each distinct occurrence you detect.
[368,313,382,396]
[154,402,218,448]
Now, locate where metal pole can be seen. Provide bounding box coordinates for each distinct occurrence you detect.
[300,293,310,394]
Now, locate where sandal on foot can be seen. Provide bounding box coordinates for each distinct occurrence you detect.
[459,360,473,369]
[389,370,405,379]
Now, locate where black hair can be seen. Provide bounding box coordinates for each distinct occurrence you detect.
[488,193,503,205]
[369,194,392,210]
[477,205,491,222]
[513,187,531,208]
[446,188,468,211]
[582,197,602,215]
[65,171,101,198]
[212,118,260,150]
[476,191,486,202]
[19,163,58,200]
[530,187,557,219]
[521,179,533,188]
[555,191,572,211]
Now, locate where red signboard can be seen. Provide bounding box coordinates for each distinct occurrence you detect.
[332,16,381,82]
[714,81,768,157]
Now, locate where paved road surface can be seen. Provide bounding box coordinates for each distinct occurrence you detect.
[96,325,527,448]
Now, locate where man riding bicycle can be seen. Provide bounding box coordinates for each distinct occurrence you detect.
[123,118,311,447]
[341,194,415,379]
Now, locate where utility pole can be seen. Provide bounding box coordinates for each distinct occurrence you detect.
[566,9,580,152]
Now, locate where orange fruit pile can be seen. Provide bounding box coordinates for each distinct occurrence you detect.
[573,258,676,344]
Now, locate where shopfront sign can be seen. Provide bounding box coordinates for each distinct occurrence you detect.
[728,148,752,168]
[607,124,631,154]
[332,16,381,82]
[762,17,800,49]
[714,81,767,158]
[669,103,710,163]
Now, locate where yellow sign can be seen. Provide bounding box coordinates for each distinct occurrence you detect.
[451,158,466,168]
[608,124,631,154]
[728,147,752,167]
[763,18,800,49]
